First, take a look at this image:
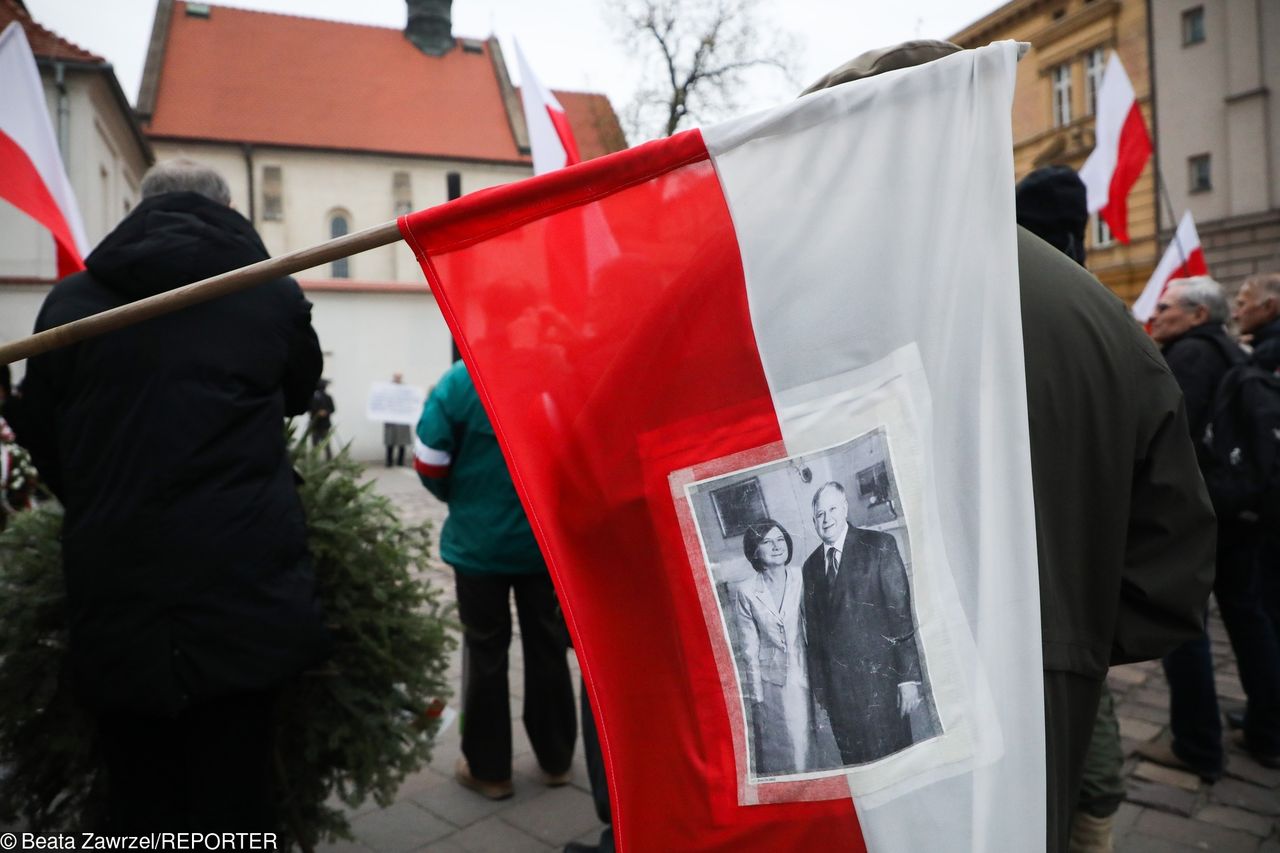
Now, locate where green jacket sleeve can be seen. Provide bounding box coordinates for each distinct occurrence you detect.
[415,369,457,502]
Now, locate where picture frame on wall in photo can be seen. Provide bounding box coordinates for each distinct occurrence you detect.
[709,477,768,539]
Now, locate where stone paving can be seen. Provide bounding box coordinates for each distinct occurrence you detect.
[319,465,605,853]
[1106,638,1280,852]
[350,463,1280,853]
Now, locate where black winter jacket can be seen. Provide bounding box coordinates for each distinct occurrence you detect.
[14,191,329,714]
[1250,317,1280,372]
[1161,323,1245,446]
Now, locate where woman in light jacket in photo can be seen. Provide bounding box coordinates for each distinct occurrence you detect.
[730,518,814,775]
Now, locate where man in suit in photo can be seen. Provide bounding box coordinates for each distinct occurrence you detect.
[802,481,930,765]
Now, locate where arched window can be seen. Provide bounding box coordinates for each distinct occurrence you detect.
[328,211,350,278]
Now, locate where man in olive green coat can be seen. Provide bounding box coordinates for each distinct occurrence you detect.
[805,42,1216,853]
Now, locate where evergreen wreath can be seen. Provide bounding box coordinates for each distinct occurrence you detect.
[0,433,454,851]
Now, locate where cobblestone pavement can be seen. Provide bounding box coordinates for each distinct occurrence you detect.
[341,466,1280,853]
[319,466,604,853]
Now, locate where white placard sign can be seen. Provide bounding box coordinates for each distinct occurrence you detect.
[366,382,426,426]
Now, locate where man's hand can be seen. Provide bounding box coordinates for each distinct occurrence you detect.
[898,681,922,717]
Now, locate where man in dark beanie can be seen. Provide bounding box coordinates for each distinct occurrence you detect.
[13,158,329,832]
[1015,164,1089,265]
[805,42,1213,853]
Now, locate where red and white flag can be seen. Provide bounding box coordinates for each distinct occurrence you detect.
[1132,211,1208,323]
[402,42,1039,851]
[0,22,88,278]
[1078,52,1151,245]
[515,41,581,175]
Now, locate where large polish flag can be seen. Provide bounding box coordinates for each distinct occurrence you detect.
[515,41,581,175]
[1079,51,1152,245]
[0,22,88,278]
[1132,211,1208,323]
[402,42,1040,851]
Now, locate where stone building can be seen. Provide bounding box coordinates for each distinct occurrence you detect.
[1149,0,1280,291]
[953,0,1157,301]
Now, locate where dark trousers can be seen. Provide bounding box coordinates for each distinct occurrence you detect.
[97,690,277,833]
[385,446,405,467]
[580,678,614,852]
[1259,533,1280,633]
[309,427,332,460]
[1163,523,1280,768]
[454,571,576,782]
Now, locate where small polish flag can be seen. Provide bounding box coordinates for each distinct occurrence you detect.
[1078,52,1152,245]
[1132,211,1208,323]
[399,42,1043,851]
[0,22,88,278]
[515,41,581,175]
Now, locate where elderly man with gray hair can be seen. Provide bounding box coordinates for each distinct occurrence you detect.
[1139,274,1280,779]
[13,158,328,832]
[1234,271,1280,370]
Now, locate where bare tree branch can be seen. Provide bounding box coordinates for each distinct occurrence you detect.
[609,0,800,140]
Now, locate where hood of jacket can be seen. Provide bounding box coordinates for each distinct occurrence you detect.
[85,191,271,300]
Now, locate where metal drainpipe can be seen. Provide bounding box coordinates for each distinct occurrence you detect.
[242,143,256,224]
[54,62,70,169]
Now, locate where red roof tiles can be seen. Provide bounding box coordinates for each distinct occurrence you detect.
[0,0,105,64]
[145,1,625,164]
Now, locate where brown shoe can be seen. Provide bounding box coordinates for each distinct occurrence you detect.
[1068,810,1114,853]
[1134,737,1221,783]
[541,767,573,787]
[455,756,513,800]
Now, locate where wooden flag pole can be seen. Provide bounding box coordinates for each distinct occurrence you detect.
[0,219,404,366]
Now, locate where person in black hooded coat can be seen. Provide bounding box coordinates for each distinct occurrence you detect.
[11,159,329,832]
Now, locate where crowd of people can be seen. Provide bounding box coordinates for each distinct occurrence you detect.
[1140,273,1280,782]
[0,39,1275,853]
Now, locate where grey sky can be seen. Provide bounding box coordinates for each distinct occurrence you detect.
[26,0,999,137]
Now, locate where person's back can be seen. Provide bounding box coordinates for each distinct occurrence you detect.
[19,186,327,711]
[13,159,328,832]
[415,359,576,802]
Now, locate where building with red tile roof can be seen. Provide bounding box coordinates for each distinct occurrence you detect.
[134,0,628,460]
[135,0,625,273]
[138,1,623,165]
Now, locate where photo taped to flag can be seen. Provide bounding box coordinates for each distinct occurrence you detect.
[671,346,985,809]
[401,41,1039,852]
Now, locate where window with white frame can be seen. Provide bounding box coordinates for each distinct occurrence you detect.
[329,211,351,278]
[262,166,283,222]
[1188,154,1212,193]
[1085,48,1106,116]
[1182,7,1205,46]
[1091,213,1114,248]
[393,171,413,217]
[1051,63,1073,127]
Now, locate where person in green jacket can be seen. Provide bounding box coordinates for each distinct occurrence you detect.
[415,359,576,800]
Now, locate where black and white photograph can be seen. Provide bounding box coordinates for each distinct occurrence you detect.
[686,427,943,781]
